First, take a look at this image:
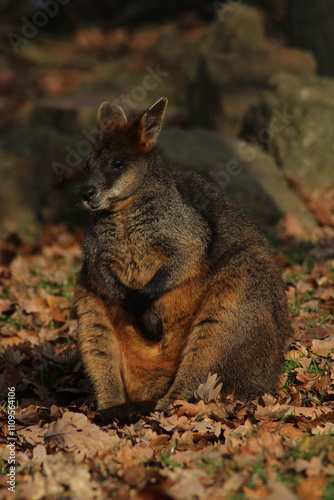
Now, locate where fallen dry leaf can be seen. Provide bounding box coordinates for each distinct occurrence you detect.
[255,403,292,420]
[267,480,298,500]
[32,444,47,464]
[172,400,199,418]
[311,422,334,435]
[311,336,334,357]
[193,372,223,404]
[15,405,45,425]
[296,476,326,500]
[18,424,45,446]
[295,456,323,477]
[43,411,119,461]
[280,424,305,442]
[314,287,334,301]
[165,469,207,499]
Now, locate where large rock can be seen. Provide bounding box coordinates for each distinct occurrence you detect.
[0,150,41,238]
[0,126,85,240]
[187,4,316,136]
[158,127,317,232]
[241,72,334,191]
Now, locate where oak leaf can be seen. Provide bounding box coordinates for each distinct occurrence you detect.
[295,456,323,477]
[193,373,223,404]
[296,476,326,500]
[311,335,334,357]
[43,411,119,461]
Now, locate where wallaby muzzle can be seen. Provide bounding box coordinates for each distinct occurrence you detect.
[79,184,97,202]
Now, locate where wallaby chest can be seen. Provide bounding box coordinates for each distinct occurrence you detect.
[94,208,170,289]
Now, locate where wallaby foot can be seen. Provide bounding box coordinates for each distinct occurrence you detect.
[99,401,156,425]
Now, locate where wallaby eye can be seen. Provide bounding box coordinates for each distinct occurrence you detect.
[112,159,125,169]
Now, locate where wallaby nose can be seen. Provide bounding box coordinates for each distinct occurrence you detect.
[79,185,97,202]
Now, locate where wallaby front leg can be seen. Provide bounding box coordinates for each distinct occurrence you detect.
[75,285,125,410]
[125,251,203,341]
[126,254,192,309]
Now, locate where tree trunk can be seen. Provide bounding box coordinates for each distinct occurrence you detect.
[286,0,334,76]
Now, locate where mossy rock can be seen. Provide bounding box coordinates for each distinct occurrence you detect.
[242,73,334,190]
[0,125,85,240]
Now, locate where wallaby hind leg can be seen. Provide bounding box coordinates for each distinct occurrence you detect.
[75,285,126,411]
[155,284,283,411]
[155,317,228,411]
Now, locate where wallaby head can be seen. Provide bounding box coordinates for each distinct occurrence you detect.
[79,97,168,210]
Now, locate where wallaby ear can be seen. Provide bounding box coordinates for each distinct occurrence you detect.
[140,97,168,145]
[97,102,127,133]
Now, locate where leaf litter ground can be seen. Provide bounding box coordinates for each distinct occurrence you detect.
[0,218,334,500]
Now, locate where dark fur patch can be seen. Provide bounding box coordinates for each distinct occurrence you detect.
[195,319,219,327]
[92,323,110,333]
[90,349,109,358]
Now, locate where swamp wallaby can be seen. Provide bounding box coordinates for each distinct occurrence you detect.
[75,97,291,422]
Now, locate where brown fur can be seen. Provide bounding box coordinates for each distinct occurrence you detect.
[75,97,292,422]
